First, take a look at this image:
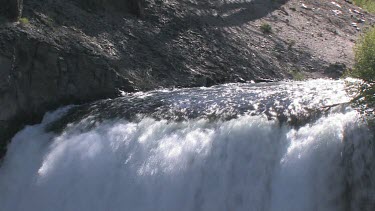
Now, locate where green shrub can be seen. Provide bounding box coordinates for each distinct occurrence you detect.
[353,27,375,81]
[349,27,375,117]
[260,23,272,34]
[289,69,305,81]
[287,39,296,50]
[354,0,375,13]
[19,17,29,25]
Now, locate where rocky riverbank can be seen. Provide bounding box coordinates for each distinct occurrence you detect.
[0,0,374,158]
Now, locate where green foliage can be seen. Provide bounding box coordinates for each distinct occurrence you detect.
[19,17,29,25]
[41,16,54,28]
[352,27,375,81]
[287,39,296,50]
[260,23,272,34]
[289,69,305,81]
[354,0,375,13]
[348,27,375,118]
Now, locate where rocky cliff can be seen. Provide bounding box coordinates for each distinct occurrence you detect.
[0,0,374,157]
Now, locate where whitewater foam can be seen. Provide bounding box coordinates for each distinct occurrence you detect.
[0,80,373,211]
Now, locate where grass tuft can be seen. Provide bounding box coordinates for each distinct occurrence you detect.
[19,17,29,25]
[289,69,305,81]
[354,0,375,13]
[346,27,375,118]
[260,23,272,34]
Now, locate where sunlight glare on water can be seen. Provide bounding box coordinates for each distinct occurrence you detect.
[0,79,373,211]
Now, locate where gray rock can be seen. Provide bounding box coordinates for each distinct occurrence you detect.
[324,63,346,79]
[0,29,134,157]
[0,0,23,21]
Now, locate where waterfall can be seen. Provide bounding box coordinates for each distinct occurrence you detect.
[0,79,374,211]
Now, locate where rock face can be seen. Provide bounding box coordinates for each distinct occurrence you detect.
[0,0,374,157]
[0,29,134,150]
[0,0,23,20]
[77,0,144,17]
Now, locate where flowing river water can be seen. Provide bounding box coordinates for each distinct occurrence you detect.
[0,79,374,211]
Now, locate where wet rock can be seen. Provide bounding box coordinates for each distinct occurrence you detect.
[353,9,362,14]
[332,10,342,16]
[357,18,365,23]
[324,63,346,79]
[0,31,134,151]
[301,4,311,10]
[331,2,342,8]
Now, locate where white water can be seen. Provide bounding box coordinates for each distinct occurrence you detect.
[0,80,374,211]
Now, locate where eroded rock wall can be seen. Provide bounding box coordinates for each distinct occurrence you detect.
[0,0,23,20]
[0,28,134,156]
[76,0,144,17]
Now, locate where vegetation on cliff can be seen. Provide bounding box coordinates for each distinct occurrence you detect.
[349,26,375,119]
[354,0,375,13]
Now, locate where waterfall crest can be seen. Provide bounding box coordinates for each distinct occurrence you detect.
[0,79,374,211]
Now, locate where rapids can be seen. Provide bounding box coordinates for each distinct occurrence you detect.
[0,79,374,211]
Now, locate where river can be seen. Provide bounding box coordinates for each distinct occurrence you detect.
[0,79,374,211]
